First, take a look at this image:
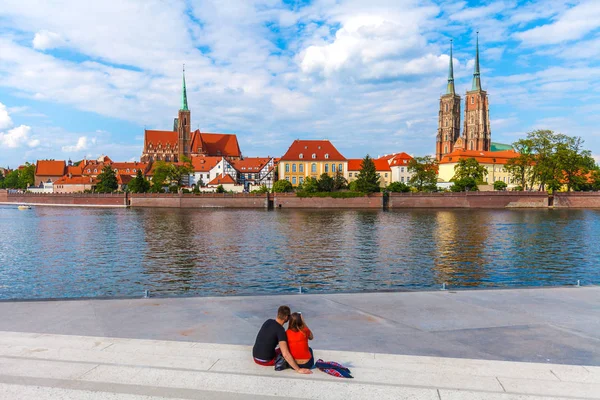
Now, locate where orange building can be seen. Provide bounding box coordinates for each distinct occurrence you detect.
[438,149,519,186]
[34,160,66,186]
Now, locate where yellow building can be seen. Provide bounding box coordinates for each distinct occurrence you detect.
[278,140,348,186]
[438,149,519,188]
[347,158,392,187]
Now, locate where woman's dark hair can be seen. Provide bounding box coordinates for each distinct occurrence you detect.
[288,312,305,332]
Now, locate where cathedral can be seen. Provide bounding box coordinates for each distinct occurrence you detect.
[141,69,241,163]
[436,34,491,161]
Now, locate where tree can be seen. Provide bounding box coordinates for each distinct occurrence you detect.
[333,171,347,191]
[505,139,535,190]
[301,177,318,193]
[17,163,35,189]
[452,158,487,183]
[386,181,410,193]
[215,184,225,193]
[451,177,478,192]
[169,156,194,190]
[128,169,150,193]
[354,155,380,193]
[150,161,170,193]
[317,173,334,192]
[251,185,269,194]
[0,171,5,189]
[272,180,293,193]
[408,156,438,192]
[554,136,595,192]
[493,181,508,191]
[4,170,19,189]
[96,165,118,193]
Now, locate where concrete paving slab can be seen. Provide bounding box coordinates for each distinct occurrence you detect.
[1,287,599,366]
[438,390,567,400]
[498,376,600,399]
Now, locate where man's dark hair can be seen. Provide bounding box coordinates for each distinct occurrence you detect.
[277,305,291,321]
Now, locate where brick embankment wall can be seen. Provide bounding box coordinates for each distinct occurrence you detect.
[4,192,126,206]
[389,192,549,209]
[0,189,7,203]
[130,193,268,208]
[273,193,383,209]
[554,192,600,208]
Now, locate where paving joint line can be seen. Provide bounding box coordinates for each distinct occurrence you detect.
[550,369,562,381]
[436,388,442,400]
[208,359,220,371]
[496,377,507,392]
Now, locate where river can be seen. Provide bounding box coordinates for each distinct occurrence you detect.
[1,206,599,300]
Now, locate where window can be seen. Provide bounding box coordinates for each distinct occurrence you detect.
[445,119,448,127]
[401,167,404,173]
[338,164,343,172]
[469,141,474,150]
[325,153,329,159]
[444,146,448,154]
[126,169,130,173]
[332,164,336,173]
[292,164,297,173]
[299,153,303,159]
[311,163,316,173]
[471,96,474,104]
[299,164,304,173]
[385,173,388,177]
[299,176,304,184]
[94,169,97,173]
[285,164,290,173]
[312,154,316,159]
[292,176,297,185]
[401,177,405,182]
[133,169,136,173]
[87,169,91,173]
[285,176,290,181]
[349,173,353,178]
[325,164,329,173]
[445,104,448,112]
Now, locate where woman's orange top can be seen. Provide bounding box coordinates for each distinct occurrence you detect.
[286,327,312,360]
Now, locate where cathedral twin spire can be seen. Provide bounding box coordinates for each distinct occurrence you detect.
[181,64,189,111]
[446,32,482,94]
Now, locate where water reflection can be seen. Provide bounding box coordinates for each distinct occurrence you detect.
[0,206,599,300]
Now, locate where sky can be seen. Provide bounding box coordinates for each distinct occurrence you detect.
[1,0,599,168]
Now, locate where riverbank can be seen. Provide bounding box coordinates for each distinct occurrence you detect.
[1,286,598,366]
[3,189,600,208]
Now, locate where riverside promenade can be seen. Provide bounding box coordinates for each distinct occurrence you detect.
[0,287,599,399]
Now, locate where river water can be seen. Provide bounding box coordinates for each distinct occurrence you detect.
[1,206,599,300]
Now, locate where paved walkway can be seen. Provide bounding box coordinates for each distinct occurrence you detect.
[1,287,599,366]
[1,331,599,399]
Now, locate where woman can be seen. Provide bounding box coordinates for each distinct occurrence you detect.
[286,312,314,369]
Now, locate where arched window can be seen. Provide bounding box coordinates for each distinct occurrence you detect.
[332,164,336,173]
[325,153,329,159]
[445,119,448,127]
[312,154,316,159]
[444,145,448,154]
[299,164,304,173]
[94,169,97,173]
[311,163,316,173]
[299,153,303,159]
[469,141,474,150]
[325,164,329,173]
[471,96,475,104]
[292,164,297,173]
[285,163,290,173]
[338,164,343,172]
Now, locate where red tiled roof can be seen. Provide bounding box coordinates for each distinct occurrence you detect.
[117,174,133,185]
[66,165,83,175]
[191,156,222,172]
[111,162,149,175]
[229,157,271,173]
[440,149,519,165]
[208,174,236,185]
[35,160,66,176]
[54,175,97,185]
[145,130,178,147]
[280,140,346,161]
[347,158,390,171]
[388,153,413,167]
[347,159,362,171]
[190,131,241,158]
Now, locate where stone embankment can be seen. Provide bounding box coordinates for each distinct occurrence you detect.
[2,189,600,208]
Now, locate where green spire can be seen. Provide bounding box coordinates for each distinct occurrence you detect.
[181,64,189,111]
[472,32,481,91]
[447,39,455,95]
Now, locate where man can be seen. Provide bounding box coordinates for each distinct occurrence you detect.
[252,305,312,374]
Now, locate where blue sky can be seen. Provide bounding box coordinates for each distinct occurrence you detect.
[1,0,599,168]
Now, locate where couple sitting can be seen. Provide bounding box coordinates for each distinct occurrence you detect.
[252,305,314,374]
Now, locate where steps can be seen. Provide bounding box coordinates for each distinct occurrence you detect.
[0,331,598,399]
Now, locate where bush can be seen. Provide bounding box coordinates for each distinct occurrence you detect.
[451,177,478,192]
[317,173,334,192]
[251,185,269,194]
[216,184,225,193]
[272,180,293,193]
[493,181,508,191]
[182,188,191,194]
[512,185,523,191]
[386,182,410,193]
[168,185,179,193]
[295,191,366,198]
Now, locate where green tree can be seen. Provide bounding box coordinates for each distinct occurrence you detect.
[0,170,5,189]
[354,155,380,193]
[150,161,170,193]
[17,163,35,189]
[452,158,488,183]
[215,184,225,193]
[317,173,334,192]
[96,165,118,193]
[408,156,438,192]
[251,185,269,194]
[272,180,293,193]
[451,177,478,192]
[493,181,508,191]
[333,171,347,191]
[554,136,595,192]
[169,156,193,190]
[386,181,410,193]
[505,139,535,190]
[301,177,318,193]
[128,169,150,193]
[4,170,19,189]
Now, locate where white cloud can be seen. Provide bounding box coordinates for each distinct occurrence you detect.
[0,103,13,129]
[0,125,37,148]
[515,1,600,45]
[32,30,66,50]
[61,136,91,152]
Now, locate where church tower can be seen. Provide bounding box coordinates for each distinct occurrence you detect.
[436,40,461,161]
[177,66,191,160]
[463,33,491,152]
